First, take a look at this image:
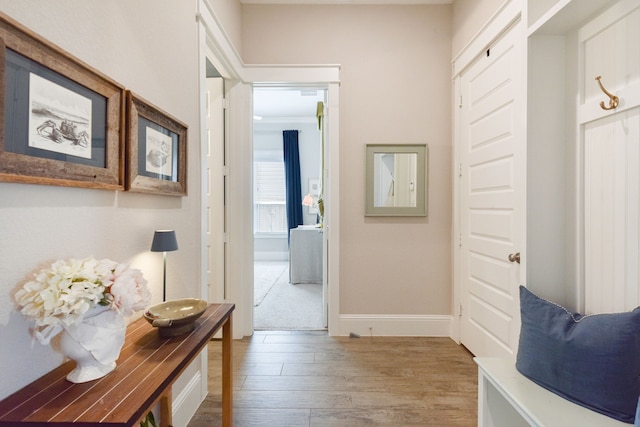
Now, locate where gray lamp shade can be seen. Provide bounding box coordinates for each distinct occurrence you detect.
[151,230,179,252]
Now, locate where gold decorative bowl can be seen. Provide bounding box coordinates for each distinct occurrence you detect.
[144,298,208,337]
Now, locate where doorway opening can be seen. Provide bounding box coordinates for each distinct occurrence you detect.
[252,86,326,330]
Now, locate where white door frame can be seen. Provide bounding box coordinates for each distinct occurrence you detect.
[197,1,247,338]
[245,66,341,336]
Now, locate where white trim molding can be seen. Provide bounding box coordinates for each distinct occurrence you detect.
[244,64,341,85]
[172,370,204,427]
[338,314,452,337]
[196,1,244,81]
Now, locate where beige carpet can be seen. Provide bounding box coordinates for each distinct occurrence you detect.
[253,261,324,330]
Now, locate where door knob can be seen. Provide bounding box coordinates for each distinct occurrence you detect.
[508,252,520,264]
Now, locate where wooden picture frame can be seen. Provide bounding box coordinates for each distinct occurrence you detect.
[125,91,187,196]
[0,13,124,190]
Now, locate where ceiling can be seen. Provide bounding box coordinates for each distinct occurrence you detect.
[253,88,325,122]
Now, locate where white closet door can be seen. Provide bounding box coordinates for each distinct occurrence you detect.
[581,1,640,313]
[459,19,525,359]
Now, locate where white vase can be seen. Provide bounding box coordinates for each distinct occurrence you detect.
[59,306,126,383]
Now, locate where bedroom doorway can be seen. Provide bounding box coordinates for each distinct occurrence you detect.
[252,86,326,330]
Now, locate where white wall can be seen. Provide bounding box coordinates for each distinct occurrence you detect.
[0,0,203,408]
[242,5,452,318]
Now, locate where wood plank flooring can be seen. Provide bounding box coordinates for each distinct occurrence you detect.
[187,331,478,426]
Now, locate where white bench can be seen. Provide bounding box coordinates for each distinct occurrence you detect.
[475,357,630,427]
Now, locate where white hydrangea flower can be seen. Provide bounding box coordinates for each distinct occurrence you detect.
[15,257,152,344]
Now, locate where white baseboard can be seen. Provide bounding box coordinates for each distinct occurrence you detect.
[338,314,452,337]
[172,371,204,427]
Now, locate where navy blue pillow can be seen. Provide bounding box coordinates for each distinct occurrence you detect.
[516,286,640,423]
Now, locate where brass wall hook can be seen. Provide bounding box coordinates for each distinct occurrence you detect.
[595,76,619,110]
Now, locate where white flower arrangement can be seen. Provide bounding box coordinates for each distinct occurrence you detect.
[15,257,152,344]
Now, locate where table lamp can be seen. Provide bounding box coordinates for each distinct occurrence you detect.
[151,230,178,301]
[302,193,314,207]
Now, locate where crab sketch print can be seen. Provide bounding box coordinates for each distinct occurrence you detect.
[28,73,92,159]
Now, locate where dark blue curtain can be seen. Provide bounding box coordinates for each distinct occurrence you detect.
[283,130,303,239]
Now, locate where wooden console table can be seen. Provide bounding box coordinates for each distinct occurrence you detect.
[0,303,234,427]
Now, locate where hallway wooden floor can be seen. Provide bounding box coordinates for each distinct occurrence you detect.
[187,331,478,426]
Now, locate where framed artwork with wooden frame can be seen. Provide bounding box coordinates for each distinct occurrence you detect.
[125,91,187,196]
[0,13,124,190]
